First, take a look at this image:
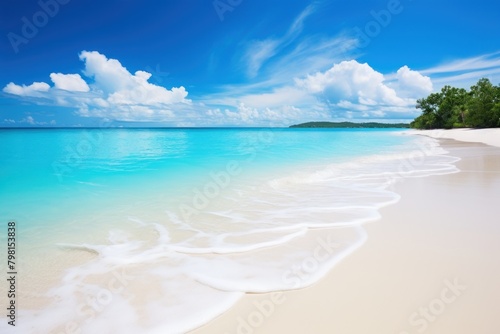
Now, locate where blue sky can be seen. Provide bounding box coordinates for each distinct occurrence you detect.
[1,0,499,127]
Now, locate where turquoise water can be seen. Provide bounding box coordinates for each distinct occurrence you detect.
[0,128,459,333]
[0,128,411,231]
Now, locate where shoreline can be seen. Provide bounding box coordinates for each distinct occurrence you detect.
[413,128,500,148]
[193,130,500,333]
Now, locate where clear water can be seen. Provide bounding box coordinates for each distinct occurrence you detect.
[0,128,459,333]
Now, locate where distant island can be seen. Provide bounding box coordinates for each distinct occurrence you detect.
[290,122,410,128]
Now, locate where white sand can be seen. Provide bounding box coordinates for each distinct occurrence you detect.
[193,133,500,334]
[415,128,500,148]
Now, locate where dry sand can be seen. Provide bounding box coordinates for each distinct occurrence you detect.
[416,128,500,147]
[193,130,500,334]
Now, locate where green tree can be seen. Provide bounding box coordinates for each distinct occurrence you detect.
[411,78,500,129]
[438,86,469,128]
[412,92,443,129]
[467,78,500,128]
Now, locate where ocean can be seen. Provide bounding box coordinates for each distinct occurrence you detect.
[0,128,459,333]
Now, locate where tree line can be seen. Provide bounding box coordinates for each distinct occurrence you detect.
[410,78,500,129]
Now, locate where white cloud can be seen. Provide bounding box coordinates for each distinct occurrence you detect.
[242,4,317,78]
[296,60,407,107]
[287,4,315,37]
[80,51,136,94]
[418,51,500,89]
[420,51,500,76]
[80,51,189,107]
[3,82,50,97]
[16,116,56,126]
[201,59,424,125]
[205,103,327,126]
[244,40,280,78]
[50,73,90,92]
[3,51,190,122]
[18,116,36,125]
[1,117,55,126]
[395,65,433,98]
[336,100,371,111]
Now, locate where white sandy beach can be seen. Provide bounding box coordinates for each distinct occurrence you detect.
[193,129,500,334]
[416,128,500,147]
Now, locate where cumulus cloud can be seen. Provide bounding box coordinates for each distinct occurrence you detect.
[79,51,188,106]
[200,59,432,125]
[3,51,190,122]
[50,73,90,92]
[295,60,408,107]
[3,82,50,97]
[396,65,433,98]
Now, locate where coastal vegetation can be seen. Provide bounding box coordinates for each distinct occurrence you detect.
[290,122,410,128]
[411,78,500,129]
